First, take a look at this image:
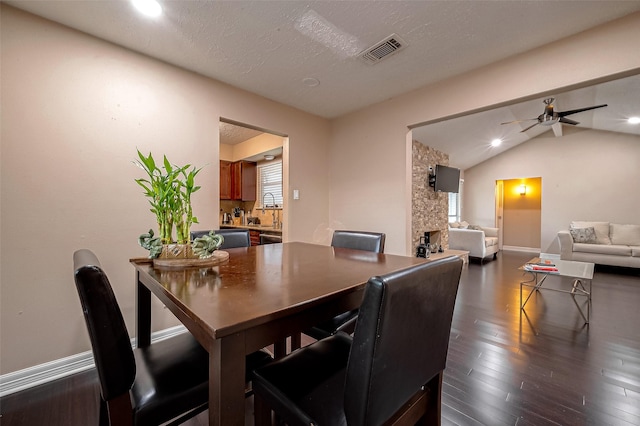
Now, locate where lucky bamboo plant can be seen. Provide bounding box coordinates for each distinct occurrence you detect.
[134,149,202,245]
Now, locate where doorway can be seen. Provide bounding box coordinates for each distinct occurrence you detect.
[219,118,288,236]
[496,177,542,252]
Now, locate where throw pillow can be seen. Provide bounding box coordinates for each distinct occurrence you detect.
[458,220,469,229]
[468,224,482,230]
[449,221,460,228]
[570,221,611,244]
[569,227,597,243]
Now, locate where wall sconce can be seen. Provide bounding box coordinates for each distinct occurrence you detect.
[518,184,527,196]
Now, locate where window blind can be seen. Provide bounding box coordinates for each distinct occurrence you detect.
[257,160,283,208]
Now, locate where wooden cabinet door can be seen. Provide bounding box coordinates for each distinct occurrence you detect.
[240,161,256,201]
[249,230,260,246]
[231,161,242,200]
[220,161,232,200]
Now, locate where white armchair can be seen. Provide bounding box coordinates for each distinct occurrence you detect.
[448,226,500,263]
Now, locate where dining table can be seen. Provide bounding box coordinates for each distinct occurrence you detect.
[131,241,430,425]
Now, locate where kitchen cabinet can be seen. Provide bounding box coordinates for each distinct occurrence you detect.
[220,160,256,201]
[249,230,261,246]
[231,161,256,201]
[220,160,232,200]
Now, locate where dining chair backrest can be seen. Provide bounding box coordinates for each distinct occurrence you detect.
[344,256,463,425]
[73,249,136,402]
[190,229,251,249]
[331,230,386,253]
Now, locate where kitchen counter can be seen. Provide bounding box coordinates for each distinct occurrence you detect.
[220,224,282,234]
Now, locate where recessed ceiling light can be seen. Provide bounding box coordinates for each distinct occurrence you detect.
[302,77,320,87]
[132,0,162,17]
[628,117,640,124]
[491,138,502,147]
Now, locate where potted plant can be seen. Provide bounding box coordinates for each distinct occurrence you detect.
[134,149,223,259]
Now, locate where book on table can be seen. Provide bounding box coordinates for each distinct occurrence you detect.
[524,257,558,273]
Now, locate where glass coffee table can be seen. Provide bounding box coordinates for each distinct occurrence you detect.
[520,257,594,323]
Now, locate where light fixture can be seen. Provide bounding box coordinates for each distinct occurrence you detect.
[264,154,275,161]
[132,0,162,17]
[628,117,640,124]
[302,77,320,87]
[518,184,527,196]
[491,138,502,147]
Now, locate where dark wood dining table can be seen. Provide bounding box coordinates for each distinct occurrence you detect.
[132,241,429,425]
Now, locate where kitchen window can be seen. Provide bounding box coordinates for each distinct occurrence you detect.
[257,160,283,208]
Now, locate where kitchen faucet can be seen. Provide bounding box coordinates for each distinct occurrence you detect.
[262,192,279,228]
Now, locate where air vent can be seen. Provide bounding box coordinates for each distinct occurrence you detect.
[359,34,406,65]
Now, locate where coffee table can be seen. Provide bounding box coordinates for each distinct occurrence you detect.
[520,257,594,323]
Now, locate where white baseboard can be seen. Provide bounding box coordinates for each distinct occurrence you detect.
[502,245,540,253]
[0,325,187,398]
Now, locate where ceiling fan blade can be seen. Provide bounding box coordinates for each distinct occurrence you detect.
[520,122,539,133]
[558,104,607,117]
[501,118,537,125]
[559,117,579,125]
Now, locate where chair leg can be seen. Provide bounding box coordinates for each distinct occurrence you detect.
[416,372,443,426]
[254,393,272,426]
[106,393,134,426]
[99,397,109,426]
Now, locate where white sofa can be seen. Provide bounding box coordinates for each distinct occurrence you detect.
[558,221,640,269]
[448,224,500,263]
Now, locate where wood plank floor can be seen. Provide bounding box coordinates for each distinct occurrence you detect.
[1,251,639,425]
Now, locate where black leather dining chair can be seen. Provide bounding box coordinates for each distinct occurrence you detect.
[304,230,386,340]
[73,249,271,426]
[191,229,251,249]
[252,256,463,426]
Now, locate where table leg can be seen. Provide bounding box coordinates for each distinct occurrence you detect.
[210,333,246,426]
[570,279,591,324]
[135,274,151,348]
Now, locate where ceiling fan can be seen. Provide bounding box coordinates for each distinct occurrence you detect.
[501,97,608,134]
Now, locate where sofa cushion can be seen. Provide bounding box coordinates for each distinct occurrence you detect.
[485,237,498,247]
[610,224,640,246]
[571,221,611,244]
[573,243,631,256]
[632,247,640,257]
[569,227,597,243]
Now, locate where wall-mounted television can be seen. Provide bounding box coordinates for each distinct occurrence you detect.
[428,164,460,193]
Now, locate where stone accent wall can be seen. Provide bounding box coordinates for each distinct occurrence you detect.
[412,141,450,252]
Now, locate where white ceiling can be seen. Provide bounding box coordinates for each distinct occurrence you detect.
[413,73,640,170]
[6,1,640,168]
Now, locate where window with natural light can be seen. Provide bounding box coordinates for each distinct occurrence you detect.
[257,160,283,208]
[448,192,460,223]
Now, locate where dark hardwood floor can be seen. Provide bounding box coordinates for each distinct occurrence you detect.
[1,251,639,425]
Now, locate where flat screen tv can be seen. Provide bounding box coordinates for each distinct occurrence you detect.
[431,164,460,193]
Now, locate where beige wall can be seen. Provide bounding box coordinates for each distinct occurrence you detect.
[502,178,542,250]
[0,6,330,374]
[331,12,640,255]
[2,5,640,376]
[463,128,640,253]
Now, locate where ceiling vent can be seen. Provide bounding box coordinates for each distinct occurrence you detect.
[359,34,406,65]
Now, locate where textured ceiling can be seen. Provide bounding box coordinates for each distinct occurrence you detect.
[6,1,640,168]
[7,0,640,119]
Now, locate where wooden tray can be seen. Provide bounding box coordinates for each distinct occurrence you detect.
[152,250,229,269]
